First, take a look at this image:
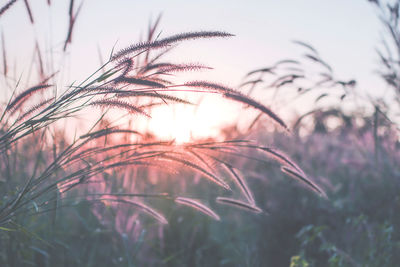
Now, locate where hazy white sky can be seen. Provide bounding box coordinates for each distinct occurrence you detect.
[0,0,387,139]
[1,0,382,85]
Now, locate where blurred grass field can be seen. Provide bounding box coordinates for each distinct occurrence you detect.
[1,119,398,266]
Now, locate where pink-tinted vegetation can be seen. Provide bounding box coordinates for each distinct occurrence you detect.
[0,1,399,266]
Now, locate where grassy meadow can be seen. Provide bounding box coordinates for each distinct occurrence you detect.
[0,0,399,266]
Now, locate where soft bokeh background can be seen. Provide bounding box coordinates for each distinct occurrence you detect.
[1,0,385,133]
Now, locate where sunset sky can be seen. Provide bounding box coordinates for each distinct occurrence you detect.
[1,0,385,141]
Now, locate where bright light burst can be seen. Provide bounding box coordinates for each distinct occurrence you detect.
[147,95,239,143]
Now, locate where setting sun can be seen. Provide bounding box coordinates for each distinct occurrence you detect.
[147,95,239,143]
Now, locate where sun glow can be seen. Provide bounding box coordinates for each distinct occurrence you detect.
[147,95,239,143]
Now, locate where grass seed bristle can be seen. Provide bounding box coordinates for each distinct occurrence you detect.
[100,198,168,225]
[281,166,327,198]
[161,154,231,190]
[90,99,151,117]
[223,92,290,132]
[17,97,54,122]
[223,164,255,204]
[216,197,262,214]
[112,31,233,61]
[6,84,52,113]
[113,76,166,88]
[175,197,220,221]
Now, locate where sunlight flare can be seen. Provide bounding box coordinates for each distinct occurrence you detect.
[147,95,238,143]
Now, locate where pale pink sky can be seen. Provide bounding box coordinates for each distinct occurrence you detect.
[0,0,386,140]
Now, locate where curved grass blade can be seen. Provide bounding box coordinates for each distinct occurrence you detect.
[175,197,220,221]
[161,154,230,190]
[99,198,168,225]
[90,99,150,117]
[223,92,289,132]
[112,31,233,61]
[216,197,262,214]
[281,166,327,198]
[6,84,52,112]
[113,76,166,88]
[0,0,17,17]
[237,144,304,175]
[79,128,141,139]
[222,164,255,204]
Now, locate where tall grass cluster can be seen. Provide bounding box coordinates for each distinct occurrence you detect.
[0,0,399,266]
